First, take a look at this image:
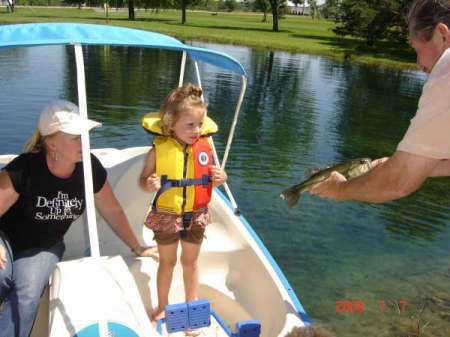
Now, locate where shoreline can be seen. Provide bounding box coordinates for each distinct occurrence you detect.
[0,7,418,70]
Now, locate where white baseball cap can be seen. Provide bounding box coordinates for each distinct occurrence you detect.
[38,100,102,136]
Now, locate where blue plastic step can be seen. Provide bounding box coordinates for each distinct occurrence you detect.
[188,299,211,329]
[164,302,189,333]
[162,299,261,337]
[236,319,261,337]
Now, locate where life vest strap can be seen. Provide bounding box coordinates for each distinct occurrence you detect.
[180,212,193,238]
[165,175,210,188]
[152,174,211,211]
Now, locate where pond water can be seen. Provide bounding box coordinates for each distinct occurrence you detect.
[0,41,449,337]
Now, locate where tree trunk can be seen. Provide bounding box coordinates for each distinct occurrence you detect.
[128,0,135,20]
[271,5,279,32]
[182,0,186,24]
[262,11,267,23]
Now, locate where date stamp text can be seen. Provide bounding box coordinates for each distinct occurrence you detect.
[336,300,407,312]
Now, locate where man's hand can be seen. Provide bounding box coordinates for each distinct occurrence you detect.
[310,171,347,201]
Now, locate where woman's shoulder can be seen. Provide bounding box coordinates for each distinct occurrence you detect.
[6,151,43,169]
[90,152,104,168]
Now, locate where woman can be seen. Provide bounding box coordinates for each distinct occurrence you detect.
[0,100,157,337]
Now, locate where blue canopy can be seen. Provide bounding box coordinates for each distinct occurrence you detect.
[0,22,247,76]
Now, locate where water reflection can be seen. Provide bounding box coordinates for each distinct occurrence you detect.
[0,42,448,337]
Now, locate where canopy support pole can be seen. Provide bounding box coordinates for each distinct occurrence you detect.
[74,43,108,337]
[221,75,246,170]
[194,60,204,102]
[219,75,247,215]
[178,51,187,87]
[195,67,245,215]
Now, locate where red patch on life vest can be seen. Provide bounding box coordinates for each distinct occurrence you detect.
[192,138,212,210]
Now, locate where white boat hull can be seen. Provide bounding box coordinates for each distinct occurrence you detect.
[2,147,308,337]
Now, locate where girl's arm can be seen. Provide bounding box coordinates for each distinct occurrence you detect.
[139,148,161,192]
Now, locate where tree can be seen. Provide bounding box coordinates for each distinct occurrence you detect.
[333,0,411,46]
[267,0,287,31]
[309,0,320,19]
[128,0,135,20]
[173,0,200,24]
[253,0,270,22]
[322,0,340,19]
[224,0,236,11]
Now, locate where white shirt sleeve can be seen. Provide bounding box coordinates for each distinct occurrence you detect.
[397,48,450,159]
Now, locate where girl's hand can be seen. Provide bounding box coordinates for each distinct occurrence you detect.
[209,166,227,187]
[0,244,7,270]
[145,173,161,192]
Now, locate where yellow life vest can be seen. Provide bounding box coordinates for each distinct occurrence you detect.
[141,112,218,214]
[141,112,218,136]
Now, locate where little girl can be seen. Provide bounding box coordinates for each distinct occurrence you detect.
[139,83,227,335]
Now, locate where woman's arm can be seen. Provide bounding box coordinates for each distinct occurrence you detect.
[0,244,6,270]
[0,169,19,269]
[0,169,19,218]
[94,180,157,258]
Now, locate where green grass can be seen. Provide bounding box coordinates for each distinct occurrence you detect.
[0,7,417,69]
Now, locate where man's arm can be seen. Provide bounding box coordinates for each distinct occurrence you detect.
[429,159,450,177]
[310,151,441,203]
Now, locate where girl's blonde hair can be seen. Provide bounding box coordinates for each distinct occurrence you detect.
[159,82,206,136]
[23,128,52,153]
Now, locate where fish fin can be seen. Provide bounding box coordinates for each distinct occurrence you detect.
[304,162,336,178]
[324,162,338,169]
[287,192,302,209]
[280,184,303,209]
[304,168,320,179]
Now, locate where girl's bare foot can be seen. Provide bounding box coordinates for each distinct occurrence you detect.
[185,328,202,336]
[151,307,165,329]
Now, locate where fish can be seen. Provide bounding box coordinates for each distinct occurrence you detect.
[279,158,372,208]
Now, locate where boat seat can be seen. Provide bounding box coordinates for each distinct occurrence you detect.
[99,151,155,254]
[48,255,157,337]
[0,154,17,169]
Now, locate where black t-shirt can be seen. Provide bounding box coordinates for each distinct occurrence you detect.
[0,151,107,253]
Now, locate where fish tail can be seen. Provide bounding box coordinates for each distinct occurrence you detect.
[279,184,305,209]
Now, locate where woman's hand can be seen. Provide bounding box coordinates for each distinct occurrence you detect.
[0,244,7,270]
[209,166,227,187]
[134,245,159,261]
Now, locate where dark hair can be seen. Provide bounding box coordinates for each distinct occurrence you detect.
[159,83,206,136]
[408,0,450,40]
